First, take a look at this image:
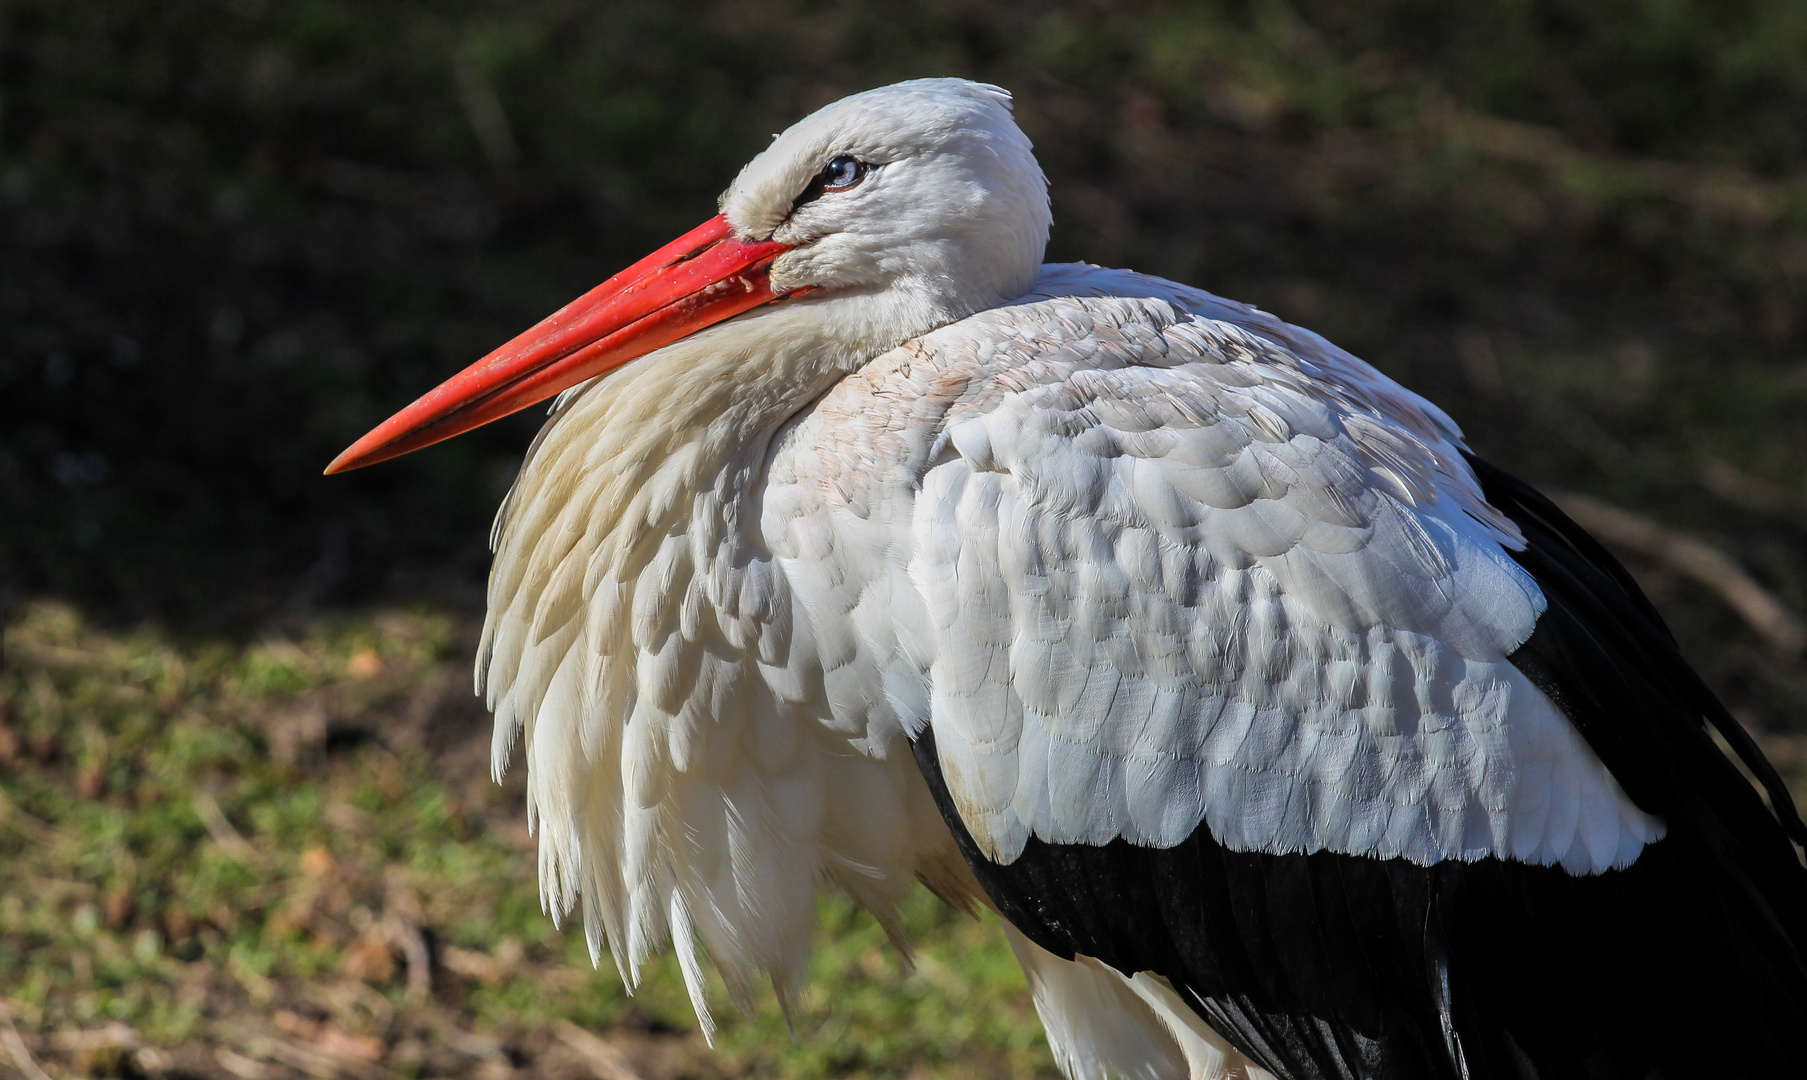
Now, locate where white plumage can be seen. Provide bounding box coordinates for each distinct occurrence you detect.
[332,77,1807,1080]
[1007,922,1267,1080]
[480,250,1659,1040]
[797,273,1659,873]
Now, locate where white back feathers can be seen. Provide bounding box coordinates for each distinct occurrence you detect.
[765,265,1662,875]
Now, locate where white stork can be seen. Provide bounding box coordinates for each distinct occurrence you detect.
[328,79,1807,1079]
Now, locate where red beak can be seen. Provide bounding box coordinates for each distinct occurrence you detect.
[325,215,794,474]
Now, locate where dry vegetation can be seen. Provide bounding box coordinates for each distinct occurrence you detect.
[3,598,1801,1080]
[0,603,1053,1079]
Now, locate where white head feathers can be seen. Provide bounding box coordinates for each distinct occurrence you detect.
[721,79,1052,341]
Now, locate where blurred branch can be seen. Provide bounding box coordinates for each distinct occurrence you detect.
[1553,492,1807,657]
[49,1023,139,1054]
[1445,111,1790,225]
[1699,458,1807,521]
[387,916,433,1004]
[0,1001,52,1080]
[194,791,266,866]
[552,1020,643,1080]
[215,1047,273,1080]
[0,788,56,844]
[451,53,519,171]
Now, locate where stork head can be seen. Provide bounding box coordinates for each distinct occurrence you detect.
[724,79,1049,327]
[326,78,1049,474]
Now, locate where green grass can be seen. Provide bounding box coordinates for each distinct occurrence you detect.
[3,603,1804,1080]
[0,601,1056,1078]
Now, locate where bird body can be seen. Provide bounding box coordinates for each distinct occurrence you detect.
[331,80,1807,1079]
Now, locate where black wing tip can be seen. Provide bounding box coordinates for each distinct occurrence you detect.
[1464,452,1807,852]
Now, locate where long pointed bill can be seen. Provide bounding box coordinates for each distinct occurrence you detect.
[325,215,795,474]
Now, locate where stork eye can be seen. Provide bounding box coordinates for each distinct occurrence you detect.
[789,155,871,213]
[822,155,867,192]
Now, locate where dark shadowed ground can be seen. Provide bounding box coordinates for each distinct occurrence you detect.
[4,2,1806,1076]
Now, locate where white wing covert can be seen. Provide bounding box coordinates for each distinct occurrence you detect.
[476,261,1666,1042]
[773,265,1663,878]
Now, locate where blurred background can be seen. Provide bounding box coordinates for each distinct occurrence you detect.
[4,1,1806,1077]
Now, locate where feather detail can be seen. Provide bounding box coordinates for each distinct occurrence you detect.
[480,262,1661,1039]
